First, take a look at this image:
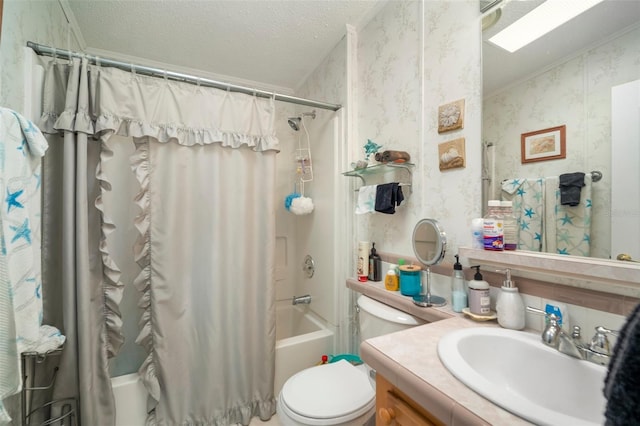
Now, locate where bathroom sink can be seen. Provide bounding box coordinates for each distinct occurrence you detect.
[437,327,607,426]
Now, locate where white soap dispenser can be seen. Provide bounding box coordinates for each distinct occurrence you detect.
[496,268,525,330]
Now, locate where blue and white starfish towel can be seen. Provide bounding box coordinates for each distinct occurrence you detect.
[0,108,62,423]
[501,175,592,256]
[501,178,544,252]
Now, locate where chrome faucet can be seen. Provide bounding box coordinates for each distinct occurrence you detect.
[292,294,312,305]
[526,306,618,366]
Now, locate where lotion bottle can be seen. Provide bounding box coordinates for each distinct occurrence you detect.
[451,255,467,313]
[384,266,399,291]
[368,243,382,281]
[496,268,525,330]
[468,266,491,315]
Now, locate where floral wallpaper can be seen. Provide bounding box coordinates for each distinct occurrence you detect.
[356,0,483,263]
[484,26,640,259]
[0,0,79,114]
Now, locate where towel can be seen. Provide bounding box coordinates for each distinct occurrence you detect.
[0,108,63,423]
[546,175,592,256]
[501,178,544,252]
[374,183,404,214]
[355,185,377,215]
[604,303,640,425]
[559,172,585,206]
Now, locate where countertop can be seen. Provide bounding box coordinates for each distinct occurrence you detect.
[349,279,532,425]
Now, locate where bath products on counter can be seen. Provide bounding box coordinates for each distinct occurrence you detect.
[357,241,370,282]
[495,268,525,330]
[471,218,484,249]
[395,259,405,288]
[399,264,422,296]
[501,201,518,251]
[368,243,382,281]
[468,266,491,315]
[451,255,467,313]
[384,266,399,291]
[483,200,504,251]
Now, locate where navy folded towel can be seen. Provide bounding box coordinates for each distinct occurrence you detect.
[374,183,404,214]
[604,302,640,425]
[559,172,585,206]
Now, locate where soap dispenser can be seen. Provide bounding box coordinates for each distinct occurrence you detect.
[496,268,525,330]
[468,266,490,315]
[451,255,467,313]
[368,243,382,282]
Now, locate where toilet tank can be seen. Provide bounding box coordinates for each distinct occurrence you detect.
[357,295,426,341]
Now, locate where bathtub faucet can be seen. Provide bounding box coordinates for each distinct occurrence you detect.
[292,294,312,305]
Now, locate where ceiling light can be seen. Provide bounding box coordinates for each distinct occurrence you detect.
[488,0,605,53]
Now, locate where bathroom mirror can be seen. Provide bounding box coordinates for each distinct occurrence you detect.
[482,0,640,260]
[412,218,446,266]
[412,219,447,307]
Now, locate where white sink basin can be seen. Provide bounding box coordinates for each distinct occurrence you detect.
[438,327,606,426]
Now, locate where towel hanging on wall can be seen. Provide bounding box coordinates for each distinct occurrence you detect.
[374,183,404,214]
[559,172,585,206]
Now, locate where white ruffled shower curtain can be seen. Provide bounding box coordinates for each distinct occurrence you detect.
[39,57,277,425]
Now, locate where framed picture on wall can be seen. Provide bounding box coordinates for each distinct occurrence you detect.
[521,125,566,163]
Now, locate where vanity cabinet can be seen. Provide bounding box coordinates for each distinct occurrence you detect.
[376,374,444,426]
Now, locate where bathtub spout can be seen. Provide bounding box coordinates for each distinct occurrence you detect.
[292,294,312,305]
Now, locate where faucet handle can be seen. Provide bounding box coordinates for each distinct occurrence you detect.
[589,326,619,355]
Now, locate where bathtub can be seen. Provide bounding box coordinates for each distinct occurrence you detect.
[112,373,148,426]
[274,304,334,395]
[111,304,333,425]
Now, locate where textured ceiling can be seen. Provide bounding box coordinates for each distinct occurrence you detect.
[65,0,387,92]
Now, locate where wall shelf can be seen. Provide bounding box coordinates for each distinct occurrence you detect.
[342,162,414,192]
[458,247,640,289]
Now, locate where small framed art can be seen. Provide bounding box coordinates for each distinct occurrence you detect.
[438,138,465,171]
[521,125,566,163]
[437,99,465,133]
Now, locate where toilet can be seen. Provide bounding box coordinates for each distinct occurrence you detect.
[277,295,425,425]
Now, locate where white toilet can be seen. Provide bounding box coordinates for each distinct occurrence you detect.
[277,295,425,425]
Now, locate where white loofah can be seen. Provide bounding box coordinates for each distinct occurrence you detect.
[290,196,314,215]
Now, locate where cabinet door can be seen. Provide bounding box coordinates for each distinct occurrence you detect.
[376,374,443,426]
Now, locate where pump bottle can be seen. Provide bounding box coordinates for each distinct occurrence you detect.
[496,268,525,330]
[368,243,382,281]
[468,266,491,315]
[451,255,467,313]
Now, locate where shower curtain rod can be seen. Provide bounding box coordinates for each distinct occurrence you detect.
[27,41,342,112]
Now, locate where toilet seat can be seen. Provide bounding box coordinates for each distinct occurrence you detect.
[278,360,375,425]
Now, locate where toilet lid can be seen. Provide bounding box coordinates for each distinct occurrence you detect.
[280,360,375,420]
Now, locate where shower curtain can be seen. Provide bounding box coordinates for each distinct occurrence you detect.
[38,57,277,425]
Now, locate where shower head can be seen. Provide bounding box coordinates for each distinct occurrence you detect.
[288,117,301,131]
[287,110,316,131]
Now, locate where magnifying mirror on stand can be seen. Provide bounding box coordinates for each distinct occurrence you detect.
[412,218,447,307]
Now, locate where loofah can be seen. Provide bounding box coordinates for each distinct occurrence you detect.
[289,196,314,215]
[284,192,300,211]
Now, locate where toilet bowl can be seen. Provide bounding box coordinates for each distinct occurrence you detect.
[277,295,425,425]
